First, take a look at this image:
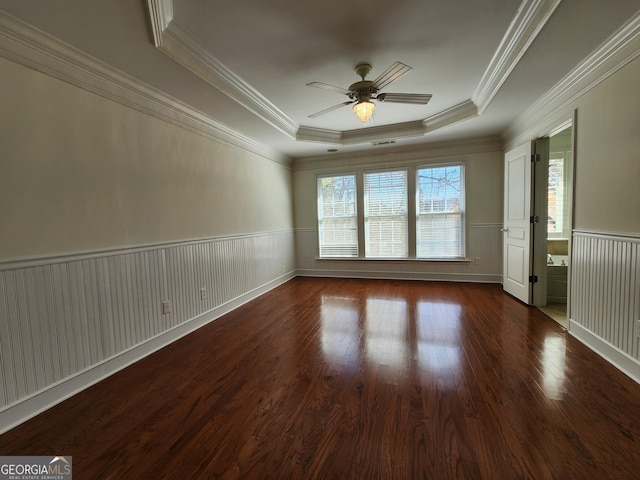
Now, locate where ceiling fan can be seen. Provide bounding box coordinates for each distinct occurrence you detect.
[306,62,432,123]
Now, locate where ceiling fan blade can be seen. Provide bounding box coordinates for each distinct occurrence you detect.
[376,93,432,104]
[306,82,352,95]
[370,62,413,90]
[308,101,354,118]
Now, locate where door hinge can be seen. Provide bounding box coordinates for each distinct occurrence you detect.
[531,153,540,163]
[530,215,539,224]
[529,275,538,283]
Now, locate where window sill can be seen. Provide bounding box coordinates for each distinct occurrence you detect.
[316,257,471,263]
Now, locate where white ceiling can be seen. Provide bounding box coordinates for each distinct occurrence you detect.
[1,0,639,159]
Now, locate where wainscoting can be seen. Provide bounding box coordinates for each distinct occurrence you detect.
[295,224,503,283]
[0,231,295,433]
[570,230,640,382]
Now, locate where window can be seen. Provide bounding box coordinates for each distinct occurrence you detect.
[317,175,358,257]
[315,163,466,261]
[364,170,408,258]
[547,154,569,238]
[416,164,465,258]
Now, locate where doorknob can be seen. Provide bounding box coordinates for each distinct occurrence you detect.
[501,227,509,232]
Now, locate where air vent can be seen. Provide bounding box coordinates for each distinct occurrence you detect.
[372,139,396,146]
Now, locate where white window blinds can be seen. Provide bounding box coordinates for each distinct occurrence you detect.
[416,165,465,258]
[547,155,568,238]
[364,170,408,258]
[317,175,358,257]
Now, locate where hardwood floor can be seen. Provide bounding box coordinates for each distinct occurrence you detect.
[538,303,568,329]
[1,278,639,479]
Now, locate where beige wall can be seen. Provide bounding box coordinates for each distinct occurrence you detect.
[293,141,504,231]
[573,58,640,234]
[549,128,571,152]
[291,139,505,282]
[0,58,293,260]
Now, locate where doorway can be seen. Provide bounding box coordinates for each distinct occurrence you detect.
[534,122,573,328]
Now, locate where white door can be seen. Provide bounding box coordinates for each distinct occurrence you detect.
[503,142,533,304]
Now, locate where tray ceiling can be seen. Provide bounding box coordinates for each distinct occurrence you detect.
[1,0,639,158]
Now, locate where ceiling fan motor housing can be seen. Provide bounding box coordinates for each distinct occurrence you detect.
[351,63,377,101]
[348,81,377,101]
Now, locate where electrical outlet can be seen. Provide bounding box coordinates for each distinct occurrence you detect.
[162,301,171,315]
[200,287,207,300]
[474,257,481,266]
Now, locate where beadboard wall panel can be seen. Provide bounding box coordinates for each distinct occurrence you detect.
[295,224,502,282]
[0,231,294,432]
[570,231,640,382]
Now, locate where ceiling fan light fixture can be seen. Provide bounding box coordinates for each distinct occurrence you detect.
[307,62,429,121]
[353,100,375,122]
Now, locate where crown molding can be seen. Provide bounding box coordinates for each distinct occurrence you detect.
[293,135,503,171]
[340,120,427,145]
[423,100,479,131]
[147,0,173,47]
[295,126,343,145]
[0,10,291,167]
[504,10,640,148]
[147,0,298,139]
[294,100,478,146]
[473,0,561,114]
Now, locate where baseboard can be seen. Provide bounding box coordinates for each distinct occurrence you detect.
[0,272,295,435]
[569,320,640,385]
[547,296,567,304]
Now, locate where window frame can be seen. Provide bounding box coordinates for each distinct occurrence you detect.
[316,173,359,258]
[363,168,409,259]
[314,161,468,262]
[415,162,466,259]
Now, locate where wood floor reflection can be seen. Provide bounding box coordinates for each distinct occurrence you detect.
[1,278,639,479]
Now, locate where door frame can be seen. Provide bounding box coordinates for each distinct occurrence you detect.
[531,114,576,318]
[503,112,576,309]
